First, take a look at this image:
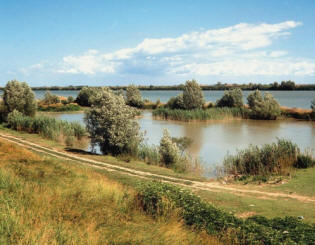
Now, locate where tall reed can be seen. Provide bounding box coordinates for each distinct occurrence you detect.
[153,107,247,121]
[6,110,86,146]
[223,139,299,177]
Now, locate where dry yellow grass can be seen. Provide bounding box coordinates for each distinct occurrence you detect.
[0,138,220,244]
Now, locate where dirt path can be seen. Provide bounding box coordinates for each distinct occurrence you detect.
[1,132,315,203]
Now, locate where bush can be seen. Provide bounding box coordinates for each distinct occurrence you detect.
[247,90,281,120]
[75,87,101,106]
[166,94,185,109]
[136,181,315,244]
[67,96,75,104]
[41,91,60,105]
[38,104,81,112]
[125,85,144,108]
[85,88,142,155]
[159,129,180,167]
[223,139,299,177]
[294,154,315,169]
[216,88,243,108]
[182,80,205,109]
[6,110,86,146]
[2,80,37,119]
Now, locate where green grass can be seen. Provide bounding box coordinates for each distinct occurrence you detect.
[0,138,218,245]
[261,167,315,196]
[197,189,315,224]
[153,107,247,121]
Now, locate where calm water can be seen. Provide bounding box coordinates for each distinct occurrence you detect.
[1,89,315,108]
[51,111,315,168]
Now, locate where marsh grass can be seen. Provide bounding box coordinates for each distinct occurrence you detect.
[153,107,247,121]
[0,139,219,245]
[6,110,86,147]
[223,139,300,177]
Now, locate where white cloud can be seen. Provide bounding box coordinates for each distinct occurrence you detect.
[55,21,315,78]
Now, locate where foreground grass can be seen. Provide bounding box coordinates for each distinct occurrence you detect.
[0,139,218,244]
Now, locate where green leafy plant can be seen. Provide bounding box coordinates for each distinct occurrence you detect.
[216,88,243,108]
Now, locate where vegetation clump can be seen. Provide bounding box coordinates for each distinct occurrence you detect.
[85,88,142,155]
[247,90,281,120]
[6,110,86,146]
[159,129,180,167]
[294,154,315,169]
[182,80,205,109]
[75,86,101,106]
[216,88,243,108]
[38,91,81,112]
[166,94,185,109]
[1,80,37,119]
[136,181,315,244]
[125,85,144,108]
[153,107,246,121]
[223,139,315,178]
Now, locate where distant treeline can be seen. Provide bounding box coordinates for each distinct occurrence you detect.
[1,80,315,91]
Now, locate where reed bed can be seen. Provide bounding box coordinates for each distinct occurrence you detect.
[153,107,247,121]
[6,110,86,146]
[223,139,300,177]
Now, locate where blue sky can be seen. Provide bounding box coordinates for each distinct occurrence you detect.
[1,0,315,86]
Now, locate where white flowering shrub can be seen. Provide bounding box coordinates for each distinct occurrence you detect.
[159,129,180,167]
[85,88,142,155]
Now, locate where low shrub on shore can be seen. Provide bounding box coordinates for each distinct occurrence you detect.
[223,139,314,177]
[136,181,315,244]
[6,110,86,146]
[38,103,81,112]
[153,107,247,121]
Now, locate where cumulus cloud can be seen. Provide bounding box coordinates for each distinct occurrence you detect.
[56,21,315,78]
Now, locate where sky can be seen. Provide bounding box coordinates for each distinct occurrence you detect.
[1,0,315,86]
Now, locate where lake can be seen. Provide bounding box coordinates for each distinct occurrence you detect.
[1,89,315,108]
[51,111,315,170]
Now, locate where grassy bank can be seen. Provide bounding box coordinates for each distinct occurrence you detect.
[0,138,218,244]
[153,107,247,121]
[2,137,315,244]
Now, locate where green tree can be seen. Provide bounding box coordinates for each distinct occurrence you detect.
[2,80,37,118]
[182,80,205,109]
[75,87,101,106]
[125,85,144,108]
[85,88,142,155]
[159,129,180,167]
[247,90,281,120]
[166,94,185,109]
[216,88,243,108]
